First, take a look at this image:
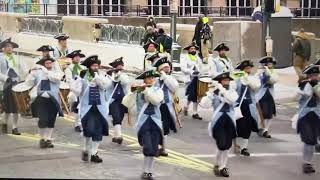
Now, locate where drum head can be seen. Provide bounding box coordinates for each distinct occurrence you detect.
[59,81,70,89]
[12,82,33,92]
[199,77,212,83]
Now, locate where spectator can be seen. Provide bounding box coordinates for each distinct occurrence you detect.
[155,28,172,54]
[192,16,203,57]
[142,26,157,45]
[292,28,311,82]
[144,15,157,30]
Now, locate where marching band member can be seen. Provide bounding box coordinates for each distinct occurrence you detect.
[181,42,203,120]
[25,57,64,148]
[35,45,62,73]
[202,72,238,177]
[256,56,279,138]
[52,34,72,60]
[143,39,159,70]
[122,70,164,180]
[106,57,130,145]
[153,57,179,156]
[36,45,54,59]
[211,43,233,77]
[69,55,112,163]
[295,65,320,174]
[234,60,261,156]
[52,34,72,73]
[0,38,28,135]
[65,50,86,132]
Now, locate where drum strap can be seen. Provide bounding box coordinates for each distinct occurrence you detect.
[238,86,248,107]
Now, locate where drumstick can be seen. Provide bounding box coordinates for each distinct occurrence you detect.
[59,92,71,115]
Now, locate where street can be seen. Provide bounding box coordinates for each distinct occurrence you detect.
[0,95,319,179]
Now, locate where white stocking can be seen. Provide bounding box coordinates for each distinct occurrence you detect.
[91,141,100,155]
[192,102,198,114]
[12,113,18,129]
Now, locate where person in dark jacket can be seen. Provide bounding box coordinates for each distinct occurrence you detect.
[292,29,311,82]
[155,28,172,53]
[192,17,203,58]
[142,26,157,46]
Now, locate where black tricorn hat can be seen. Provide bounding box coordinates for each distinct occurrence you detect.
[81,55,101,68]
[109,57,124,68]
[235,60,254,70]
[213,71,233,82]
[183,42,199,51]
[66,50,86,59]
[145,53,160,62]
[143,39,159,50]
[136,70,160,79]
[54,34,69,40]
[0,38,19,49]
[302,65,320,75]
[37,45,54,52]
[213,43,229,52]
[152,56,171,68]
[259,56,277,64]
[36,56,55,65]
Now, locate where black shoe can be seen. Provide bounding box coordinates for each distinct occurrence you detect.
[1,124,8,134]
[74,126,82,132]
[303,163,316,174]
[39,139,47,149]
[315,144,320,153]
[257,129,264,137]
[192,114,203,120]
[112,137,123,145]
[82,151,89,162]
[12,128,21,135]
[158,148,169,157]
[46,140,54,148]
[91,153,103,163]
[240,148,250,156]
[262,131,271,138]
[219,168,230,177]
[141,172,149,180]
[147,173,154,180]
[213,165,220,176]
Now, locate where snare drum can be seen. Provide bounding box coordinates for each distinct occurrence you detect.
[59,82,70,113]
[12,82,33,115]
[197,77,211,100]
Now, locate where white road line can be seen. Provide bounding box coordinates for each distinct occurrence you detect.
[188,152,317,158]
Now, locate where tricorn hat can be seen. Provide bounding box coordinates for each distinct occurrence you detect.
[235,60,254,70]
[183,42,199,51]
[37,45,54,52]
[109,57,124,68]
[81,55,101,68]
[152,56,171,70]
[0,38,19,49]
[36,56,55,65]
[259,56,277,65]
[54,34,69,41]
[213,43,229,52]
[136,70,160,79]
[213,71,233,82]
[66,50,85,59]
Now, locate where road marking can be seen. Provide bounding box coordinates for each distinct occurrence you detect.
[189,152,319,158]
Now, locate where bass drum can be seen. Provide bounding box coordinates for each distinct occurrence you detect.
[11,82,33,116]
[197,77,211,100]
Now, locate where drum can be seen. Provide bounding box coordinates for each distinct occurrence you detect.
[59,82,70,114]
[11,82,33,115]
[197,77,211,100]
